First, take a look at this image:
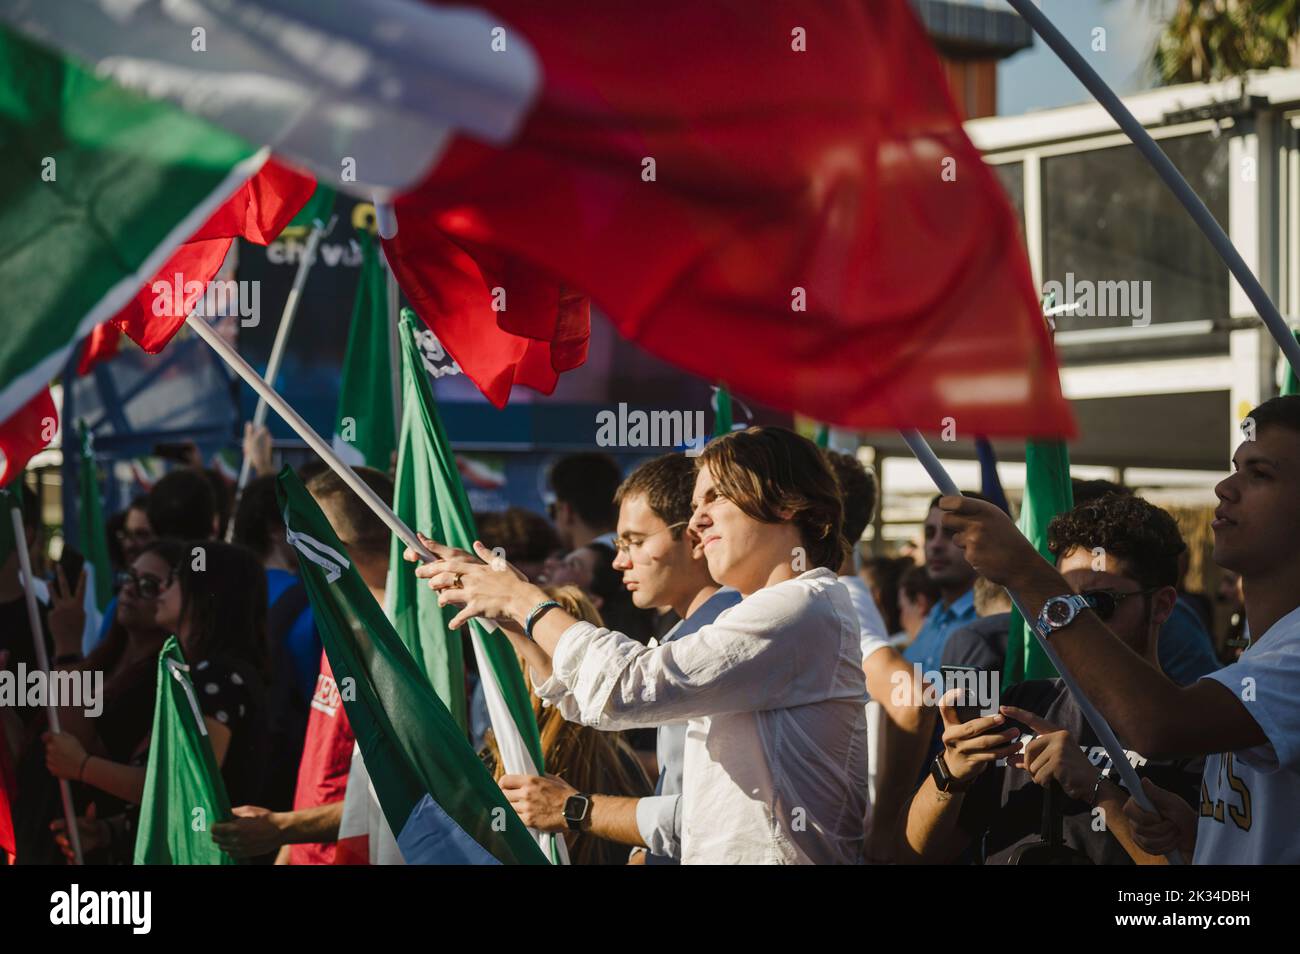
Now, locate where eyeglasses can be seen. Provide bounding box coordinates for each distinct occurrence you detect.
[115,529,154,544]
[614,522,688,556]
[1081,587,1160,621]
[115,569,175,601]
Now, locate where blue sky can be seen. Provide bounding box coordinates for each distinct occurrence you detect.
[996,0,1173,115]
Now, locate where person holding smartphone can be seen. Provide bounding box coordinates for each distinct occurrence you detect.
[897,493,1202,865]
[416,426,870,864]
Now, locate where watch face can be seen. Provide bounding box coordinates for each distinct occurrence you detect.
[564,794,590,823]
[1045,598,1074,626]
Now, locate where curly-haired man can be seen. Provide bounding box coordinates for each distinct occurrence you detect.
[897,493,1203,864]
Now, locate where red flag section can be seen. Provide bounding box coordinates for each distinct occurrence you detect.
[76,321,123,376]
[398,0,1073,437]
[382,227,589,406]
[111,158,316,353]
[0,388,57,485]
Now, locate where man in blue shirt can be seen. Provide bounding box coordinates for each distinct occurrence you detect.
[903,493,983,677]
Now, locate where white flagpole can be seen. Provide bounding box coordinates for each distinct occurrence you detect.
[186,314,435,562]
[8,504,84,864]
[899,429,1184,865]
[1005,0,1300,377]
[375,201,404,441]
[228,220,330,539]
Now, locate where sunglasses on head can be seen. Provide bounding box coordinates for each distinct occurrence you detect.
[115,568,175,600]
[1080,587,1160,621]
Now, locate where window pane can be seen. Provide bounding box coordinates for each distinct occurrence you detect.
[1041,134,1229,330]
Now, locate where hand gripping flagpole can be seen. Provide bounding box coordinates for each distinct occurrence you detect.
[899,429,1184,864]
[228,217,332,539]
[186,314,436,563]
[7,503,84,864]
[1005,0,1300,377]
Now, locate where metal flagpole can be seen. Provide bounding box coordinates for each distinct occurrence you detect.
[186,314,435,562]
[899,429,1185,865]
[228,219,331,540]
[1005,0,1300,377]
[7,502,84,864]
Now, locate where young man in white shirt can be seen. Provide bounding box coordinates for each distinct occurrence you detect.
[939,395,1300,864]
[417,427,869,863]
[493,452,739,862]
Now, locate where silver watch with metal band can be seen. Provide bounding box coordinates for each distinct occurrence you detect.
[1033,593,1096,641]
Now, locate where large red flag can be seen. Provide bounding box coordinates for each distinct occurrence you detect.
[111,158,316,352]
[0,388,57,485]
[396,0,1073,437]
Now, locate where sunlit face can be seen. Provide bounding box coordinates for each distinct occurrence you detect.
[688,465,770,592]
[1213,428,1300,576]
[115,552,169,630]
[612,493,695,610]
[923,505,976,591]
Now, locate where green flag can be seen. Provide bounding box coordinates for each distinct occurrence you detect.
[391,310,545,776]
[331,229,397,469]
[0,23,264,424]
[134,637,236,865]
[1283,330,1300,396]
[712,384,733,438]
[1002,441,1073,685]
[276,467,547,864]
[814,424,830,448]
[386,315,468,732]
[76,422,112,613]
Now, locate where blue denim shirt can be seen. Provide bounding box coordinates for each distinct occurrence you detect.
[902,586,977,677]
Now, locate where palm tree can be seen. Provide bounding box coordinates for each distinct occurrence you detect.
[1148,0,1298,83]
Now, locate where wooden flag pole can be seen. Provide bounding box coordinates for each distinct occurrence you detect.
[186,314,435,562]
[899,428,1184,864]
[1006,0,1300,378]
[7,504,84,864]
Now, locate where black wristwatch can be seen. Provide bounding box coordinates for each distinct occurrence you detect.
[562,793,592,831]
[930,753,974,794]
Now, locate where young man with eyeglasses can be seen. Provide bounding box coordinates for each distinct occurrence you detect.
[495,453,740,863]
[897,493,1202,865]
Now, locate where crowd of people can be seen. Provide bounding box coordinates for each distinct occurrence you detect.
[1,396,1294,864]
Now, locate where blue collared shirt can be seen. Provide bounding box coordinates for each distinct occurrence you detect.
[903,587,977,677]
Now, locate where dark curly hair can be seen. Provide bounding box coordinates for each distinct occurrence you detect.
[1046,494,1185,590]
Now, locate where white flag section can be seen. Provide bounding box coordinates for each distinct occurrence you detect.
[336,745,404,865]
[470,622,571,865]
[0,0,541,197]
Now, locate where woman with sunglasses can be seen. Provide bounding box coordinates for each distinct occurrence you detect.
[43,542,271,850]
[15,542,179,863]
[414,426,870,864]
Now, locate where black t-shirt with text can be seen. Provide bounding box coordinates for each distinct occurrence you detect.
[957,678,1202,865]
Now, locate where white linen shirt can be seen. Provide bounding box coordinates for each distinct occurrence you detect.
[533,567,869,864]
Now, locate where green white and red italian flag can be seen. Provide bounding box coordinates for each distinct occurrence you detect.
[334,310,564,865]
